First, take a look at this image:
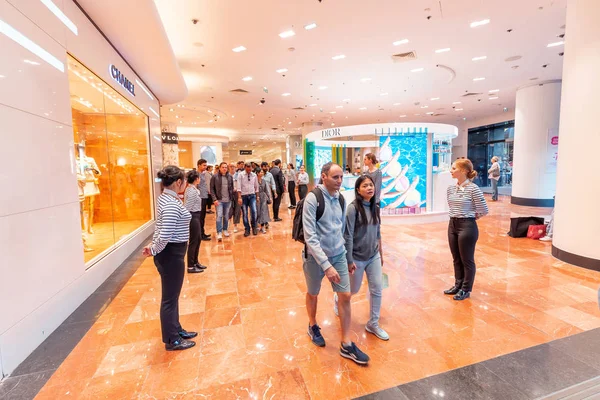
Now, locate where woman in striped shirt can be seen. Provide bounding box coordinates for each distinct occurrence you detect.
[444,159,489,301]
[143,166,197,351]
[184,171,206,274]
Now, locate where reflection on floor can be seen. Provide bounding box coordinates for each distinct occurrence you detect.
[35,197,600,399]
[83,220,150,263]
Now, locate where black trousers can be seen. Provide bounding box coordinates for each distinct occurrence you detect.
[154,242,186,344]
[187,211,201,267]
[231,192,242,224]
[298,184,308,200]
[273,190,283,219]
[199,198,208,236]
[288,181,297,206]
[448,218,479,292]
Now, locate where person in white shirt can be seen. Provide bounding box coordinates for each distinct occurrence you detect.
[237,163,259,237]
[285,163,298,209]
[297,165,310,200]
[488,156,501,201]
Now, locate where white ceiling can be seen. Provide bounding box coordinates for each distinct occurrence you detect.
[155,0,567,142]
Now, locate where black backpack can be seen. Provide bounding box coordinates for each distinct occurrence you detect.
[292,188,345,244]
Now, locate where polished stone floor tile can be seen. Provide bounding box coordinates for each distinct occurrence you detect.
[549,328,600,370]
[26,200,600,399]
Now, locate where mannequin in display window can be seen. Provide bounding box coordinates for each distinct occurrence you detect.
[76,143,101,235]
[76,158,94,252]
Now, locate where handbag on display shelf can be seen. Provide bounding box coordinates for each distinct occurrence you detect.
[527,225,547,240]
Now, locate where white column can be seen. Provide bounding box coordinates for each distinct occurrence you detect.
[553,0,600,269]
[511,80,562,206]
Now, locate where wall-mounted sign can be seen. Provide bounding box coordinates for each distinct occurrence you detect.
[161,132,179,144]
[239,150,253,155]
[321,128,341,138]
[109,64,135,97]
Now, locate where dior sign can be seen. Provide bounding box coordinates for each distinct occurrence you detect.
[321,128,341,138]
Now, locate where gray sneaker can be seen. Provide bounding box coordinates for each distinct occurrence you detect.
[366,323,390,341]
[307,324,326,347]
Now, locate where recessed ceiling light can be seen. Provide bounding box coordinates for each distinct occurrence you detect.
[232,46,246,52]
[279,30,295,38]
[380,92,389,96]
[359,107,367,110]
[489,89,500,93]
[169,108,174,111]
[430,97,440,101]
[276,68,288,73]
[318,86,328,90]
[489,96,499,100]
[393,103,401,106]
[304,23,317,30]
[331,123,335,126]
[473,77,486,81]
[329,111,336,114]
[360,78,372,82]
[332,54,346,60]
[547,41,564,47]
[452,101,462,105]
[288,121,292,124]
[242,76,252,81]
[336,105,344,109]
[421,105,429,109]
[282,93,291,96]
[472,56,487,61]
[24,59,41,65]
[175,115,179,118]
[455,108,464,111]
[411,68,424,72]
[343,99,351,102]
[232,115,235,118]
[309,103,318,107]
[470,19,490,28]
[435,48,451,53]
[393,39,409,46]
[399,115,407,118]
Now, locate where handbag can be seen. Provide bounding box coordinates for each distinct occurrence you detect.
[527,225,547,240]
[508,216,545,238]
[492,167,500,178]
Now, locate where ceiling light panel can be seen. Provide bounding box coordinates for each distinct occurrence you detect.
[472,56,487,61]
[279,30,295,38]
[393,39,409,46]
[489,89,500,93]
[276,68,288,73]
[304,23,317,30]
[332,54,346,60]
[232,46,246,52]
[435,48,451,53]
[430,97,440,101]
[547,41,564,47]
[470,19,490,28]
[489,96,499,100]
[282,93,291,96]
[411,68,424,72]
[318,86,328,90]
[242,76,252,81]
[473,77,486,81]
[360,78,372,82]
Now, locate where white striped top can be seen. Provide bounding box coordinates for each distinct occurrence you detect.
[184,185,202,212]
[447,180,489,219]
[150,189,192,256]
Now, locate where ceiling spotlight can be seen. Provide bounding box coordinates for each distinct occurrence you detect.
[232,46,247,52]
[332,54,346,60]
[472,56,487,61]
[242,76,252,81]
[276,68,288,73]
[473,77,486,81]
[435,48,451,53]
[304,23,317,30]
[393,39,409,46]
[470,19,490,28]
[279,30,295,38]
[411,68,424,72]
[547,41,565,47]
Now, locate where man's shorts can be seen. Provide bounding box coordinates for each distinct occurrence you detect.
[302,250,350,295]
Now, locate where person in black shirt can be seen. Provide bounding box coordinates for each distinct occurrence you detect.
[270,159,285,221]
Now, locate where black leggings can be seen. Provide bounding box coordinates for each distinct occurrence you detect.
[154,242,187,344]
[298,184,308,201]
[288,181,297,206]
[187,211,201,267]
[448,218,479,292]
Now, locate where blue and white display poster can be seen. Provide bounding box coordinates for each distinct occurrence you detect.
[379,134,427,210]
[313,146,332,180]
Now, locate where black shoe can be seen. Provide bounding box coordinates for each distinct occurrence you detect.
[290,205,296,209]
[340,342,370,365]
[252,227,258,235]
[194,263,207,270]
[202,235,212,241]
[444,285,461,295]
[165,338,196,351]
[206,210,214,214]
[453,290,471,301]
[265,223,269,230]
[307,324,326,347]
[244,230,250,237]
[187,266,204,273]
[274,218,283,222]
[178,329,198,339]
[288,206,294,209]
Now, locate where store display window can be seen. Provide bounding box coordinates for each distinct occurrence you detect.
[68,55,153,265]
[467,120,514,188]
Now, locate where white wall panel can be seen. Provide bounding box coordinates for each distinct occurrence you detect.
[6,0,69,48]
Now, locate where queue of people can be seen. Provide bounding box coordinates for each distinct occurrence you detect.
[144,157,489,366]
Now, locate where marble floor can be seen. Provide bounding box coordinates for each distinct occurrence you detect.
[33,197,600,399]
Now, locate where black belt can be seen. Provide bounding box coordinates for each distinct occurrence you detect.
[450,217,475,220]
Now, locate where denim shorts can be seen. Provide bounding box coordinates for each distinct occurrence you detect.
[302,250,350,295]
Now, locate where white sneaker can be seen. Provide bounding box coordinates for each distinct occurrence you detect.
[540,236,552,242]
[333,293,339,317]
[366,323,390,341]
[261,228,267,234]
[223,231,230,237]
[217,233,223,241]
[234,226,238,233]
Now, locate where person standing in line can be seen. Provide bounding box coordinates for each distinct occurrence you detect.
[285,163,298,209]
[270,159,286,222]
[261,162,277,229]
[364,153,382,205]
[183,170,206,274]
[488,156,501,201]
[196,159,211,241]
[445,159,489,301]
[205,165,215,214]
[339,175,388,340]
[302,162,370,365]
[229,163,243,233]
[142,166,198,351]
[256,170,272,233]
[237,162,259,237]
[297,165,309,200]
[210,162,235,241]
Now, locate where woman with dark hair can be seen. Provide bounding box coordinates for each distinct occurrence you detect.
[336,175,389,341]
[143,166,198,351]
[297,165,309,200]
[184,170,206,274]
[445,159,489,301]
[364,153,382,204]
[285,163,297,209]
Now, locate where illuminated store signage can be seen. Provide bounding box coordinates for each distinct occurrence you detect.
[321,128,341,138]
[239,150,253,155]
[109,64,135,97]
[161,132,179,144]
